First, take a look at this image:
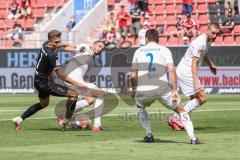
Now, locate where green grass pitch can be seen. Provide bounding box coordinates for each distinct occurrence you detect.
[0,94,240,160]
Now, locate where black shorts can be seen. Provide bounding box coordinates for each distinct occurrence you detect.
[34,75,70,99]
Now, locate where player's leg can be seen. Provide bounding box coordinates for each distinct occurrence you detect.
[75,97,94,113]
[12,92,49,132]
[136,98,154,143]
[92,98,104,131]
[159,91,199,144]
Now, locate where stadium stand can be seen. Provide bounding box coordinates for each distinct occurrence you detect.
[102,0,240,46]
[0,0,240,47]
[0,0,69,47]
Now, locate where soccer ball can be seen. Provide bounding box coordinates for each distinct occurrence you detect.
[75,120,91,129]
[74,114,91,129]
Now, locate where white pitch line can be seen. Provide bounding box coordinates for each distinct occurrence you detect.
[0,108,240,122]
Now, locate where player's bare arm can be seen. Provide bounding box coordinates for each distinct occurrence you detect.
[55,68,87,93]
[58,43,76,52]
[168,63,180,102]
[130,69,138,98]
[204,55,217,75]
[192,56,202,92]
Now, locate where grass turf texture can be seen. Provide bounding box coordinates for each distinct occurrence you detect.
[0,94,239,160]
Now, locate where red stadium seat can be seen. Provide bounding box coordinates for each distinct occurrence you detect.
[235,35,240,45]
[176,4,182,13]
[165,0,175,5]
[199,24,208,33]
[159,36,168,44]
[198,14,208,24]
[155,5,164,14]
[165,4,175,14]
[234,25,240,33]
[148,5,155,12]
[166,15,175,25]
[155,15,165,25]
[195,0,207,4]
[168,36,179,45]
[197,4,208,13]
[223,35,234,45]
[214,36,223,45]
[167,25,176,33]
[108,0,115,7]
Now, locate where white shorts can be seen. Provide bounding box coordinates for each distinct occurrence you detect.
[135,91,180,110]
[52,71,100,99]
[176,66,198,96]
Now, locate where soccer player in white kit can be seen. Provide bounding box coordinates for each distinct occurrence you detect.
[55,40,106,131]
[168,23,220,130]
[130,29,200,144]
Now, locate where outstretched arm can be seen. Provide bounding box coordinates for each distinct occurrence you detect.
[192,56,202,92]
[130,69,138,98]
[168,63,179,102]
[204,54,217,75]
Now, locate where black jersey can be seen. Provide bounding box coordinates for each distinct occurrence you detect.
[35,41,60,79]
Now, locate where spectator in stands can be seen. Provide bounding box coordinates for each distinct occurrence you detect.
[183,13,198,38]
[182,0,193,15]
[182,36,190,46]
[6,20,24,47]
[99,28,108,43]
[129,3,143,44]
[128,0,137,13]
[171,14,185,41]
[20,0,32,18]
[220,13,235,33]
[116,5,129,42]
[107,12,116,32]
[66,16,76,31]
[7,0,21,20]
[138,0,148,13]
[225,0,235,17]
[106,27,121,45]
[138,21,149,46]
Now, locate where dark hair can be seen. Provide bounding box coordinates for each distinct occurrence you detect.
[208,23,220,30]
[48,30,61,40]
[145,29,159,43]
[94,40,106,47]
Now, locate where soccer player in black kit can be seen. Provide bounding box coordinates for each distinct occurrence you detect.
[12,30,86,132]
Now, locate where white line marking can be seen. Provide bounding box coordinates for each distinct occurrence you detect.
[0,108,240,122]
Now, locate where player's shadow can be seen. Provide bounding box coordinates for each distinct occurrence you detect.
[194,126,217,131]
[134,139,187,144]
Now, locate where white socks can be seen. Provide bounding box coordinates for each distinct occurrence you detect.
[13,116,23,124]
[138,107,152,135]
[180,112,196,141]
[184,98,200,113]
[75,100,89,113]
[93,98,104,128]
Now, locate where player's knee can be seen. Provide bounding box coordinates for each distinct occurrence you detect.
[39,101,49,108]
[86,97,94,105]
[197,92,207,105]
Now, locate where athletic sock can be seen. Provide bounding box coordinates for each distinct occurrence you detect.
[180,112,197,141]
[65,99,77,119]
[184,98,200,113]
[75,100,89,113]
[21,103,43,120]
[137,107,152,135]
[93,98,104,128]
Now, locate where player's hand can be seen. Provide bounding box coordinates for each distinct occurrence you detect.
[209,65,217,75]
[130,90,136,98]
[195,83,203,93]
[172,90,180,102]
[76,83,88,95]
